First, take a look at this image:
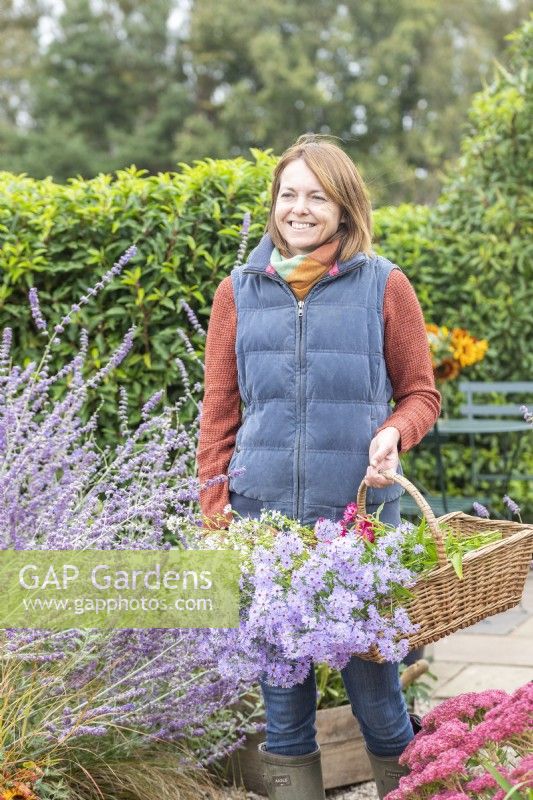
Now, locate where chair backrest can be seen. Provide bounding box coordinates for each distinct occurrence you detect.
[459,381,533,419]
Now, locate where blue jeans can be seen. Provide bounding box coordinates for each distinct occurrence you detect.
[229,492,414,757]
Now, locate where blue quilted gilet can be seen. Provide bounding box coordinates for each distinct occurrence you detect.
[228,234,404,525]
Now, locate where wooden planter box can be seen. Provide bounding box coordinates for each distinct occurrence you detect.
[317,704,373,788]
[226,704,372,795]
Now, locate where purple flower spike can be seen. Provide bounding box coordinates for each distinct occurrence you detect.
[141,390,164,419]
[520,404,533,425]
[472,502,489,518]
[56,245,138,334]
[3,240,263,769]
[241,211,251,234]
[503,495,521,515]
[234,211,251,269]
[29,287,48,333]
[0,327,13,368]
[86,327,136,389]
[180,300,206,337]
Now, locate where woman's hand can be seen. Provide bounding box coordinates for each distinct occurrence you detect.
[365,427,400,488]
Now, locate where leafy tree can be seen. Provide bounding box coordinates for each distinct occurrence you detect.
[0,0,42,125]
[7,0,191,179]
[181,0,531,204]
[1,0,531,204]
[428,14,533,382]
[0,0,43,163]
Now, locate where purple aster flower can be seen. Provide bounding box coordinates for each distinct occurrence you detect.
[314,517,342,542]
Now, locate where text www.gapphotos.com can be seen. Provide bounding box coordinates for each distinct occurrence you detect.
[21,595,214,615]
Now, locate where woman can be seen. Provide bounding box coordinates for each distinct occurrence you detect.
[197,135,440,800]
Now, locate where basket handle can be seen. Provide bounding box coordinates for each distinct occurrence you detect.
[356,469,447,567]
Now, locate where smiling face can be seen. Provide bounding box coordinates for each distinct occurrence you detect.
[273,158,343,255]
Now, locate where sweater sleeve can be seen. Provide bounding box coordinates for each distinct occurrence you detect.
[376,269,441,451]
[196,276,241,527]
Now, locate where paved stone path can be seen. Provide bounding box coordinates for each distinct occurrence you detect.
[429,569,533,700]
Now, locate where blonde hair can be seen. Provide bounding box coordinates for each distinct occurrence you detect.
[267,134,373,260]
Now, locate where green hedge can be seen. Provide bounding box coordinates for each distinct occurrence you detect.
[0,152,274,433]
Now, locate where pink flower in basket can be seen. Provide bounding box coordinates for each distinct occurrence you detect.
[356,516,376,542]
[342,502,358,524]
[338,502,376,542]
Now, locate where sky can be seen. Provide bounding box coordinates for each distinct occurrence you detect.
[37,0,191,49]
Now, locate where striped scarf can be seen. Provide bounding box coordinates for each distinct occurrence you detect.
[270,240,339,300]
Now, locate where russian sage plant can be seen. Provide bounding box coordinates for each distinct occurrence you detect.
[0,246,260,797]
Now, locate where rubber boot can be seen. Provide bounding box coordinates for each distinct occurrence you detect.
[365,749,409,799]
[257,742,326,799]
[366,714,422,799]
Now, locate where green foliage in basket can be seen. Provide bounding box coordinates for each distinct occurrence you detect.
[399,518,503,580]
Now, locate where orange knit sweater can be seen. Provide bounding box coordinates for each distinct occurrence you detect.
[197,269,440,525]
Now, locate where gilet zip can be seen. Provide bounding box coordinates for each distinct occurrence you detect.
[242,263,365,521]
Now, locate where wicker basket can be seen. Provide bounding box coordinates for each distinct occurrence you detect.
[356,469,533,663]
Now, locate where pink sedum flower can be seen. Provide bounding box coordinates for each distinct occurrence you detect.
[393,747,469,796]
[422,689,508,730]
[399,719,473,770]
[385,783,471,800]
[465,771,502,793]
[469,682,533,748]
[511,754,533,787]
[396,683,533,800]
